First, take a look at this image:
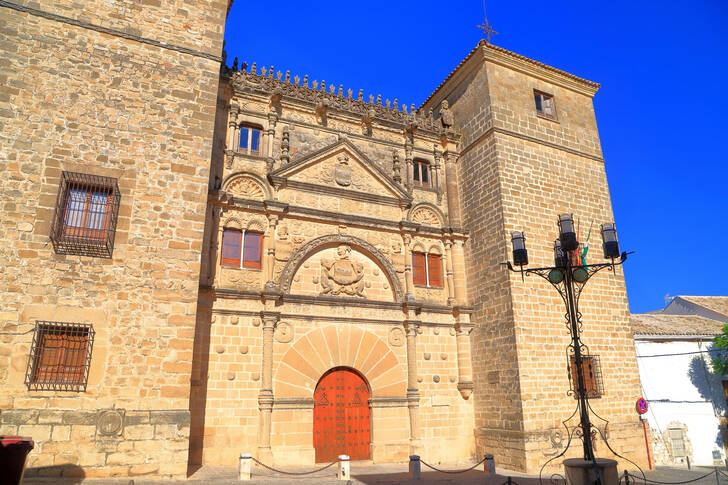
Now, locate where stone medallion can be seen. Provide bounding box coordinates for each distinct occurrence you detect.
[97,410,124,436]
[388,327,405,347]
[334,154,352,186]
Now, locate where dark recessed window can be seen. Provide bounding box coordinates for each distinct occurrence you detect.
[50,171,121,258]
[222,229,263,269]
[412,251,443,288]
[534,90,557,120]
[240,124,262,155]
[25,321,95,392]
[413,160,431,187]
[569,354,603,398]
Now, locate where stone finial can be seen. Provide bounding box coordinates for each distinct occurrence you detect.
[241,61,248,71]
[393,99,398,110]
[393,150,401,183]
[280,126,290,164]
[312,80,318,89]
[402,104,408,114]
[338,85,344,97]
[303,75,308,87]
[251,62,257,74]
[347,88,352,99]
[260,66,267,76]
[320,80,326,92]
[268,65,274,78]
[329,84,335,94]
[369,94,374,104]
[358,89,364,101]
[294,74,300,85]
[376,94,382,106]
[276,71,282,80]
[385,99,391,109]
[232,57,238,71]
[285,70,290,83]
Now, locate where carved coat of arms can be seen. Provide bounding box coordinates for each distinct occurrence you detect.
[320,245,365,297]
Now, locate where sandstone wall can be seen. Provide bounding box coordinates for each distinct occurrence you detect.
[0,1,227,478]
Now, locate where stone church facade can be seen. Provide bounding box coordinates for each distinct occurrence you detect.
[0,0,648,479]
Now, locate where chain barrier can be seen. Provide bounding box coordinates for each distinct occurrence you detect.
[251,457,337,476]
[621,469,722,485]
[419,456,486,474]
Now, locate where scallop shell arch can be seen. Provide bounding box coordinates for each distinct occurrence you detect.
[408,204,445,227]
[273,325,407,398]
[222,172,270,200]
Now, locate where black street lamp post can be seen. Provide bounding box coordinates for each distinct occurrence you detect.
[505,214,630,469]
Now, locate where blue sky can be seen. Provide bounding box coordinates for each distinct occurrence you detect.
[224,1,727,314]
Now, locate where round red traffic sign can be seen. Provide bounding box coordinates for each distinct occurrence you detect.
[636,398,648,414]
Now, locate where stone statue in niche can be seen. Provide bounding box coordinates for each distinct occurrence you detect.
[334,154,352,187]
[440,100,454,130]
[320,245,365,297]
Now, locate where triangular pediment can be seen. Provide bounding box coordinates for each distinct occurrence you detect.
[270,139,411,203]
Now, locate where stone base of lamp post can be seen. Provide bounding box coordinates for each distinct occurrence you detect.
[563,458,618,485]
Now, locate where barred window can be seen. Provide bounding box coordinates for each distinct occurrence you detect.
[50,171,121,258]
[25,321,95,392]
[569,354,603,399]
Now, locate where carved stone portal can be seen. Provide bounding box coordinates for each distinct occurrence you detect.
[320,245,365,297]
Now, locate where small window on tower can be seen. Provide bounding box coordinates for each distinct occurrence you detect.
[534,91,557,120]
[413,159,431,187]
[239,124,262,155]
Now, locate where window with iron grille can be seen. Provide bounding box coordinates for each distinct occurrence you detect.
[568,354,603,398]
[49,171,121,258]
[25,321,95,392]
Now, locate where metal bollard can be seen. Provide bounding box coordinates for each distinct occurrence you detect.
[484,453,495,475]
[338,455,350,480]
[239,453,252,481]
[409,455,421,480]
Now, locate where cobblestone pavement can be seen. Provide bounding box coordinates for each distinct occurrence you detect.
[21,463,728,485]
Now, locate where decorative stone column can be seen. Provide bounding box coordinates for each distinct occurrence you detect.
[404,139,413,194]
[451,238,467,305]
[257,312,279,462]
[266,111,278,173]
[213,206,225,288]
[443,239,456,306]
[404,320,421,452]
[443,149,462,227]
[433,146,443,204]
[402,234,415,301]
[263,215,277,287]
[455,318,474,399]
[225,103,240,169]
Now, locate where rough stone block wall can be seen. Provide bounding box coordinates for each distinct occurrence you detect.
[0,1,227,478]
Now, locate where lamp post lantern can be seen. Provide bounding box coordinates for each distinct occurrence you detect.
[505,215,631,479]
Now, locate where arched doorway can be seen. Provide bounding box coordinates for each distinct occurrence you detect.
[313,367,371,462]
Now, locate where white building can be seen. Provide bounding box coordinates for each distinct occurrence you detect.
[631,296,728,468]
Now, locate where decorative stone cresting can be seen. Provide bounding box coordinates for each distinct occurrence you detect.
[277,234,404,301]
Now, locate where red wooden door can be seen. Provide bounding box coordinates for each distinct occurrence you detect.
[313,368,371,462]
